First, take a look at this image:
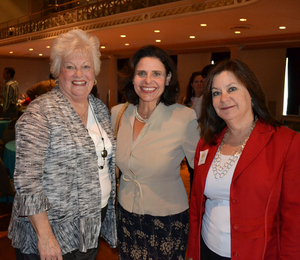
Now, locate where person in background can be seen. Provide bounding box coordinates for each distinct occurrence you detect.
[8,29,117,260]
[188,59,300,260]
[2,67,19,119]
[26,73,56,101]
[183,71,203,119]
[111,45,199,260]
[183,64,214,191]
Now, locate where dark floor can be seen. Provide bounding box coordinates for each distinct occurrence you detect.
[0,165,190,259]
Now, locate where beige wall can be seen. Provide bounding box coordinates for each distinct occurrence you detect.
[0,57,51,95]
[0,0,30,24]
[96,58,111,107]
[0,47,288,121]
[177,52,211,104]
[239,48,287,120]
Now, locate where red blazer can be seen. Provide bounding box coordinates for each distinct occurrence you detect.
[188,120,300,260]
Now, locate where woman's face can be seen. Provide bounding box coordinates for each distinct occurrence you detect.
[58,55,95,102]
[191,75,204,97]
[212,70,253,125]
[133,57,171,105]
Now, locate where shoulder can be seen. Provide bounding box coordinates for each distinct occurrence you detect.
[111,103,130,129]
[275,125,300,143]
[166,103,197,120]
[111,103,126,118]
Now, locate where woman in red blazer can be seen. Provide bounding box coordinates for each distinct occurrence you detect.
[188,59,300,260]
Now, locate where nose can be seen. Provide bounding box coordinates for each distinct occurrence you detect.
[145,73,152,84]
[74,68,83,77]
[220,92,229,102]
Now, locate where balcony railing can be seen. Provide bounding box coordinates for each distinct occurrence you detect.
[0,0,180,39]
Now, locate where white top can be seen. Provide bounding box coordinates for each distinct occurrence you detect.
[201,153,241,257]
[191,96,203,119]
[87,105,112,208]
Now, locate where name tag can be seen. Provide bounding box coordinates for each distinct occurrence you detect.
[198,149,208,165]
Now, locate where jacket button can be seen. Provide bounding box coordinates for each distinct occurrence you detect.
[233,252,239,257]
[232,198,237,203]
[140,131,145,135]
[233,224,239,230]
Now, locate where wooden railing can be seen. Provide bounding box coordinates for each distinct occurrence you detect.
[0,0,180,39]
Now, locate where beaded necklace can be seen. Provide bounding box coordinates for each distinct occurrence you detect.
[212,118,258,179]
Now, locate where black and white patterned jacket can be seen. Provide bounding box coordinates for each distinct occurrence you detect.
[8,87,117,255]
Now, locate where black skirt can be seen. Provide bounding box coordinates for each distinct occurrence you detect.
[117,203,189,260]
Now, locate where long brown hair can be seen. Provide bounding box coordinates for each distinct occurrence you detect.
[199,59,281,146]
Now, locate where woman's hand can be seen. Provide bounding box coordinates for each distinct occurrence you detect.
[187,258,193,260]
[37,231,62,260]
[28,211,63,260]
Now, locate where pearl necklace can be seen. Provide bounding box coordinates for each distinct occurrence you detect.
[212,118,258,179]
[134,106,149,124]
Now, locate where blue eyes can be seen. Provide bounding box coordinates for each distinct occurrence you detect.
[212,86,237,96]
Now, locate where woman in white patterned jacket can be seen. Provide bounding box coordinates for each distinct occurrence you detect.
[8,29,117,260]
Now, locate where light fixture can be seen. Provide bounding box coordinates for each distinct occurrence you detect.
[279,26,286,30]
[100,46,106,49]
[125,43,129,46]
[189,36,196,39]
[46,46,50,49]
[155,40,161,43]
[200,24,207,27]
[240,18,247,22]
[235,31,241,34]
[39,54,43,56]
[29,48,33,51]
[9,51,13,54]
[154,30,160,33]
[120,35,126,38]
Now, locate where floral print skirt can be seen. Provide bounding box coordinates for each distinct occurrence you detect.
[117,203,189,260]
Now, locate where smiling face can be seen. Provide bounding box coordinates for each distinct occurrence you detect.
[212,70,253,125]
[191,75,204,97]
[133,57,171,105]
[58,55,95,102]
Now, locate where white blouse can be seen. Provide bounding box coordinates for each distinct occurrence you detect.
[87,105,112,208]
[201,153,241,257]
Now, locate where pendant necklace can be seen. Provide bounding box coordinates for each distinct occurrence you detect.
[89,103,107,169]
[78,105,88,119]
[134,105,149,124]
[212,117,258,179]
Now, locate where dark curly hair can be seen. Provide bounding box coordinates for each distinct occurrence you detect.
[118,45,179,106]
[200,59,281,146]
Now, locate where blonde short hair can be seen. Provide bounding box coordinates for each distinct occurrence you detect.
[50,29,101,78]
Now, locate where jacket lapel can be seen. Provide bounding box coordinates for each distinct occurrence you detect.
[198,129,226,187]
[233,120,273,181]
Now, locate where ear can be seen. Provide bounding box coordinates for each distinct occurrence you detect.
[166,72,172,85]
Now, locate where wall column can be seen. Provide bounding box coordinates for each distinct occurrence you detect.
[109,55,118,110]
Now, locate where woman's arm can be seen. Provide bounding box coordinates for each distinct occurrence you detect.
[279,132,300,258]
[182,109,200,168]
[187,142,201,259]
[28,212,62,260]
